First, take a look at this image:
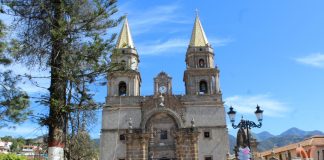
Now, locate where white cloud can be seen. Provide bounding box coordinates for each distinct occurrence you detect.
[137,38,187,55]
[119,3,190,35]
[224,94,289,117]
[295,53,324,68]
[137,37,234,56]
[116,2,234,55]
[210,37,235,47]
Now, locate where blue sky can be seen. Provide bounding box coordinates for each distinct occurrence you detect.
[1,0,324,138]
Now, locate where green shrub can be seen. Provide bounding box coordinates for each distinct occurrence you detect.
[0,153,27,160]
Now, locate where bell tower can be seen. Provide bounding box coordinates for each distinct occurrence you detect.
[108,18,141,96]
[184,14,220,95]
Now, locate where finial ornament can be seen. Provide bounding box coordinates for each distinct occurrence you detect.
[195,8,199,16]
[191,117,195,128]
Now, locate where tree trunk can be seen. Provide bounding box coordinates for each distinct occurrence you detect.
[48,1,67,159]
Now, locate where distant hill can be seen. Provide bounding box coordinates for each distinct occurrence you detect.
[280,127,324,137]
[253,131,275,141]
[258,127,324,151]
[257,135,305,151]
[229,127,324,153]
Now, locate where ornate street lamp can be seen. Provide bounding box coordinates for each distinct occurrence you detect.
[227,105,264,153]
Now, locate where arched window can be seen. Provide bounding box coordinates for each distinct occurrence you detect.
[119,81,127,96]
[199,80,208,94]
[199,59,205,68]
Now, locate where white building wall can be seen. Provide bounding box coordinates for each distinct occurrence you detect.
[100,131,127,160]
[102,107,141,130]
[184,106,227,127]
[198,127,229,160]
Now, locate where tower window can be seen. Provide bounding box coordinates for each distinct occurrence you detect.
[160,130,168,140]
[199,81,208,94]
[119,81,127,96]
[199,59,205,68]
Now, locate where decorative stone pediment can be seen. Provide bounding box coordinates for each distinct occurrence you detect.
[140,95,185,130]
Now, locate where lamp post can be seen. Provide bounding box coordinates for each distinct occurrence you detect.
[227,105,264,151]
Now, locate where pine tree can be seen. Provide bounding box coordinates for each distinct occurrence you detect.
[0,4,31,128]
[2,0,122,159]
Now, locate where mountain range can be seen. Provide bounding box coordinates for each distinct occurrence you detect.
[229,127,324,153]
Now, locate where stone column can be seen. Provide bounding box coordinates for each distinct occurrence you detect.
[139,134,150,160]
[208,76,212,94]
[126,132,150,160]
[126,134,133,160]
[189,132,199,160]
[206,55,210,68]
[174,133,184,160]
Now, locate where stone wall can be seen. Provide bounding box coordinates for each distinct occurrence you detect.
[100,131,127,160]
[101,94,230,160]
[102,107,141,129]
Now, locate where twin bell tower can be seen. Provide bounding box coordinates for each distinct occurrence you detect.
[100,13,229,160]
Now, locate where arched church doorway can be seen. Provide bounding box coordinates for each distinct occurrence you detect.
[146,113,178,160]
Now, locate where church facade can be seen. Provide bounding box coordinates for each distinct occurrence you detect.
[100,15,229,160]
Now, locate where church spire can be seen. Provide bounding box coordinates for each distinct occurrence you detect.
[116,17,135,49]
[189,13,209,47]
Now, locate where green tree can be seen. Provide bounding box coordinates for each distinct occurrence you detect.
[0,5,30,128]
[0,136,26,153]
[10,139,26,153]
[65,131,98,160]
[3,0,122,158]
[0,136,14,142]
[65,93,99,159]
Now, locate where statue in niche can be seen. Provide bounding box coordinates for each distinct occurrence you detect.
[159,93,165,107]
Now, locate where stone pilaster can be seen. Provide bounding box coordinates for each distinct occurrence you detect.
[189,132,199,160]
[139,135,150,160]
[174,133,185,160]
[126,131,150,160]
[174,128,199,160]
